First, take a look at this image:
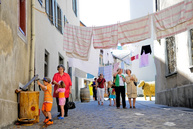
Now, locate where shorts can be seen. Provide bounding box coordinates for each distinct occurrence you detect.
[42,102,52,112]
[59,98,66,106]
[109,95,116,99]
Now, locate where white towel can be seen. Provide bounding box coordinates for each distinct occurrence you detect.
[118,15,151,45]
[93,24,118,49]
[103,49,114,65]
[104,65,113,82]
[153,0,193,39]
[63,24,93,61]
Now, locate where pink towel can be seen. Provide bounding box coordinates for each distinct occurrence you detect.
[93,24,118,49]
[153,0,193,39]
[118,15,151,45]
[63,24,93,61]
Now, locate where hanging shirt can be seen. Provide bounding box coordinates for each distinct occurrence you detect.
[139,52,149,68]
[140,45,152,55]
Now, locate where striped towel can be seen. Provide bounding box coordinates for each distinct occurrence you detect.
[93,24,118,49]
[153,0,193,40]
[118,15,151,45]
[63,24,93,61]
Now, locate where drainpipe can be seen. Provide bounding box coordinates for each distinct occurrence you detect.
[29,0,35,91]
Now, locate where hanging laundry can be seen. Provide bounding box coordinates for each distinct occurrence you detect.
[117,46,123,50]
[131,56,135,61]
[139,52,149,68]
[140,45,152,55]
[136,54,139,60]
[63,24,93,61]
[98,67,104,76]
[113,62,120,73]
[121,61,124,69]
[104,65,113,82]
[124,58,130,65]
[118,15,151,45]
[93,24,118,49]
[153,0,193,39]
[103,49,114,65]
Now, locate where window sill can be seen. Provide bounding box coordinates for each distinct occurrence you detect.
[165,72,177,78]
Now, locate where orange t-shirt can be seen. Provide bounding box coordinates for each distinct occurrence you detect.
[44,84,53,103]
[57,88,66,98]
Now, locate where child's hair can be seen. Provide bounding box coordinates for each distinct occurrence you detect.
[59,81,66,88]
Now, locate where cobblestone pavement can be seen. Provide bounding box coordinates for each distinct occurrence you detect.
[6,97,193,129]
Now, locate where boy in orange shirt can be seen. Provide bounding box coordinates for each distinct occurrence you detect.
[37,77,53,125]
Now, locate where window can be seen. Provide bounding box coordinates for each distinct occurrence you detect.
[38,0,43,6]
[59,53,64,65]
[56,5,63,34]
[166,36,177,75]
[19,0,26,36]
[189,29,193,66]
[72,0,77,17]
[44,50,49,77]
[46,0,64,34]
[45,0,55,25]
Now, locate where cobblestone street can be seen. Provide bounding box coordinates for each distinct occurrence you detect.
[6,97,193,129]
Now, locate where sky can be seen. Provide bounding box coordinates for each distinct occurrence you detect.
[79,0,130,27]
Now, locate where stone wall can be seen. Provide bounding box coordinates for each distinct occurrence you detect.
[0,0,32,128]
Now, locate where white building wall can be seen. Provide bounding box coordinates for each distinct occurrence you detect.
[34,0,80,106]
[154,0,193,108]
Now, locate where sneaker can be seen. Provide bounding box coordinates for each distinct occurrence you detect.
[43,118,49,123]
[46,121,53,125]
[58,116,64,120]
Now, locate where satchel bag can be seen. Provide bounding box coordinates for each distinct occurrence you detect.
[134,82,137,86]
[67,94,76,109]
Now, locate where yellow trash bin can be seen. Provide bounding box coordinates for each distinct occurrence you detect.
[19,91,39,124]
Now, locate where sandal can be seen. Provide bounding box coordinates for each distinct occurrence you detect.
[101,102,104,106]
[109,104,111,106]
[98,101,100,105]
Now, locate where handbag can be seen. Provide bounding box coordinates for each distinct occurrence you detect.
[134,82,137,86]
[67,94,76,109]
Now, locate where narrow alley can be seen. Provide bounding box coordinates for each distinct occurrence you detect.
[6,98,193,129]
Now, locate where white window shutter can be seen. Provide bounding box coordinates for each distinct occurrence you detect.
[55,0,58,27]
[61,10,64,34]
[52,0,55,25]
[46,0,49,15]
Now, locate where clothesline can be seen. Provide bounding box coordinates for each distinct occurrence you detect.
[63,0,193,61]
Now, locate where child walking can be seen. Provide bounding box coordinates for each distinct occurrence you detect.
[37,77,53,125]
[109,85,116,106]
[55,81,66,119]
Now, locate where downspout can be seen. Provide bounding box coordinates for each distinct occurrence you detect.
[29,0,35,91]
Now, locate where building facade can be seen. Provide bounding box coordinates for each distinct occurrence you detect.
[154,0,193,108]
[0,0,33,128]
[34,0,80,106]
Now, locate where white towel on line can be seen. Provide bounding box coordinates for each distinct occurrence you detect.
[153,0,193,39]
[93,24,118,49]
[63,24,93,61]
[118,15,151,45]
